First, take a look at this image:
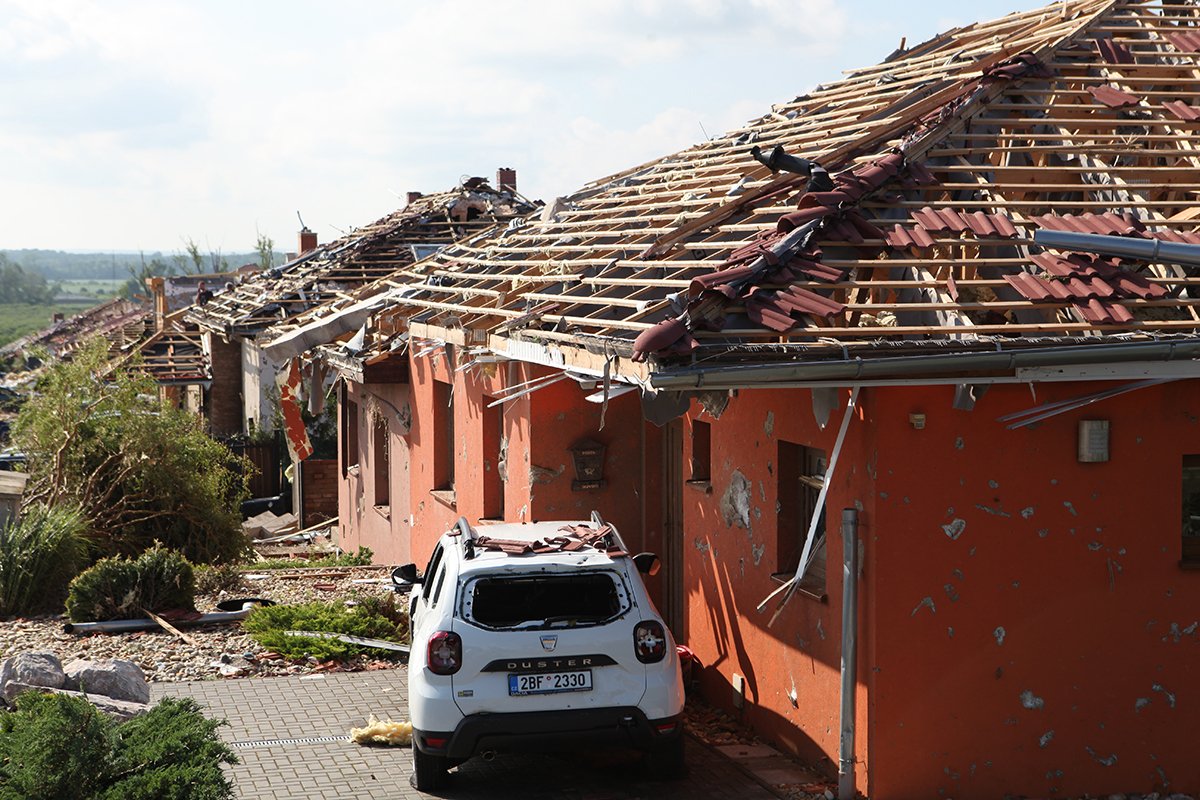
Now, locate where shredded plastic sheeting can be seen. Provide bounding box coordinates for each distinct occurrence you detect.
[350,715,412,746]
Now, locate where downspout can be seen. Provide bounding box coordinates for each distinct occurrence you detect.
[839,507,860,800]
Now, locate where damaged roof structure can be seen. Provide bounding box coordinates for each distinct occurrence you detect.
[191,176,538,344]
[285,0,1200,407]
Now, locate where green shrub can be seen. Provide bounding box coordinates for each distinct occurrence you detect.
[66,545,195,622]
[253,546,374,571]
[194,562,245,596]
[0,691,235,800]
[0,503,88,618]
[243,600,406,660]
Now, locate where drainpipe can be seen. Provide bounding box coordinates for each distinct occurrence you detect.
[838,507,860,800]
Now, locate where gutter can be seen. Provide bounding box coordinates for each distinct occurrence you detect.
[648,338,1200,391]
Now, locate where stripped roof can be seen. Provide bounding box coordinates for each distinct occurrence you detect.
[192,179,538,340]
[281,0,1200,383]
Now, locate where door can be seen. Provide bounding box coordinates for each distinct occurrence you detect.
[662,419,685,640]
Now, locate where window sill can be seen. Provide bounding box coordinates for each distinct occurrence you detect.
[1179,559,1200,571]
[770,571,828,603]
[685,479,712,494]
[430,489,457,509]
[373,504,390,520]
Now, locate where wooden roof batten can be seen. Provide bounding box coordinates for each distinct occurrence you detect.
[282,0,1200,384]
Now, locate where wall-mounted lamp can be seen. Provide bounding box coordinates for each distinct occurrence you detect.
[570,439,607,491]
[1078,419,1109,463]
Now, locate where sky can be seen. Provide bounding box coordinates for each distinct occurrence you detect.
[0,0,1053,254]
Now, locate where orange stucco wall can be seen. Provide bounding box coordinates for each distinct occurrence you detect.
[681,387,871,778]
[867,381,1199,799]
[680,381,1199,799]
[337,380,411,564]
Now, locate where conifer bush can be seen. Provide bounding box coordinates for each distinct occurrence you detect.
[0,692,236,800]
[66,544,196,622]
[243,600,407,660]
[0,503,87,618]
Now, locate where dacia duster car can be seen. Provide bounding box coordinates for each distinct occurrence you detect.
[397,514,685,790]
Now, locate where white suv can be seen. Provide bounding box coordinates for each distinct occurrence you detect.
[396,513,686,791]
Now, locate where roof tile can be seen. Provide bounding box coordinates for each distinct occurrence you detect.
[1088,85,1142,109]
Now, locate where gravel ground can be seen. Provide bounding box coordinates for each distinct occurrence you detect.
[0,565,400,682]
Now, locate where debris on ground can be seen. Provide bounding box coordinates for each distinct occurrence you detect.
[350,714,412,746]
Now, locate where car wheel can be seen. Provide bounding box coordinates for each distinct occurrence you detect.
[643,735,686,779]
[411,746,449,791]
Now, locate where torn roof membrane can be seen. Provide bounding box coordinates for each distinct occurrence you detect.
[274,0,1200,374]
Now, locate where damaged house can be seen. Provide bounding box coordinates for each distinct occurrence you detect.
[266,1,1200,797]
[190,173,537,526]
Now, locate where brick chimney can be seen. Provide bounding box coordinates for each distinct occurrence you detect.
[406,191,423,206]
[497,167,517,193]
[298,226,318,255]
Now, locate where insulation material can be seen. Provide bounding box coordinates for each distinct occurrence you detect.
[276,359,314,462]
[350,715,412,746]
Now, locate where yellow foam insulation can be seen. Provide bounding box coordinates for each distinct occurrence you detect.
[350,715,413,746]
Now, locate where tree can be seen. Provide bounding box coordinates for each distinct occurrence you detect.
[255,232,275,271]
[120,253,173,300]
[0,254,57,305]
[12,339,251,564]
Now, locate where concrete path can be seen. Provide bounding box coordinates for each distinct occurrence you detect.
[152,668,786,800]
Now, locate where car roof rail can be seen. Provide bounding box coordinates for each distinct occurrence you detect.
[589,510,628,554]
[452,516,479,559]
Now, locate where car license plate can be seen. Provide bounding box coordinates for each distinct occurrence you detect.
[508,670,593,696]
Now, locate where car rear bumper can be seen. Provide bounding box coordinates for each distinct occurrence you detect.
[414,707,683,760]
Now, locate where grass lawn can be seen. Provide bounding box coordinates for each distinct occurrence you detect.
[0,302,99,348]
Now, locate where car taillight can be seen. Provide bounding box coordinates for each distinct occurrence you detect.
[427,631,462,675]
[634,620,667,664]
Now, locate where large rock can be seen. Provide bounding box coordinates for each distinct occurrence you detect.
[1,682,149,722]
[63,658,149,705]
[0,652,66,696]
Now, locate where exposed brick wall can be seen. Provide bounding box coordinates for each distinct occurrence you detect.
[301,458,338,529]
[207,336,244,437]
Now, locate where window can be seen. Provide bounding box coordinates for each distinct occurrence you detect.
[775,441,828,597]
[1182,456,1200,567]
[433,381,454,491]
[482,398,504,520]
[464,573,624,630]
[421,545,445,603]
[341,393,359,477]
[689,420,711,484]
[373,417,389,508]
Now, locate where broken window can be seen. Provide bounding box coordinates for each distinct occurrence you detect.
[690,420,711,483]
[775,440,828,597]
[433,380,454,491]
[373,416,389,508]
[1182,455,1200,567]
[341,392,359,477]
[463,573,626,630]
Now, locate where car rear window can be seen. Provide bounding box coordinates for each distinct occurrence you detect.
[463,572,627,630]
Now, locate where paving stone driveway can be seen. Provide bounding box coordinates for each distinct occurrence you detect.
[152,668,782,800]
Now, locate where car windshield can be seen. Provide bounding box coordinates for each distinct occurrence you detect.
[464,572,625,630]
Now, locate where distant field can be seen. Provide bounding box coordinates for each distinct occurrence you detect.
[0,303,101,348]
[56,279,123,300]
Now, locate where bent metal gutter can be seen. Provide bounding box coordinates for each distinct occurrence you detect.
[647,338,1200,391]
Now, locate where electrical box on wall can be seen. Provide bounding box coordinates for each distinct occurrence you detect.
[1078,419,1110,463]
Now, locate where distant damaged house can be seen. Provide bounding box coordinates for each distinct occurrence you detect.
[271,2,1200,797]
[187,173,536,523]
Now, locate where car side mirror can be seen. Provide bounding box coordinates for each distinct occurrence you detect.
[632,552,660,576]
[392,563,422,593]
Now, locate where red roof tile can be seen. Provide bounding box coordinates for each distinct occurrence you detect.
[1032,212,1145,236]
[1094,37,1135,64]
[1088,85,1142,109]
[1167,31,1200,53]
[1162,100,1200,121]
